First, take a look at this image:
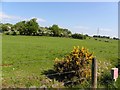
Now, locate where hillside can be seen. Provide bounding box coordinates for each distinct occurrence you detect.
[2,35,119,88]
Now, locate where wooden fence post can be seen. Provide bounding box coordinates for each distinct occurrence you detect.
[92,58,97,89]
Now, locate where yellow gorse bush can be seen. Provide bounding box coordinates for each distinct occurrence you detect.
[54,46,94,83]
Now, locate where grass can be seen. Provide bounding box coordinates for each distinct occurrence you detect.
[2,35,118,88]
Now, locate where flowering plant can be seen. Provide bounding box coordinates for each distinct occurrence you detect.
[54,46,94,83]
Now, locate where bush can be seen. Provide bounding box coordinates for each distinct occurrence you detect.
[12,31,17,35]
[54,46,94,84]
[5,31,10,35]
[97,71,117,88]
[72,33,86,39]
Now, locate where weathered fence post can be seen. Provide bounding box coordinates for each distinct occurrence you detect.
[92,58,97,89]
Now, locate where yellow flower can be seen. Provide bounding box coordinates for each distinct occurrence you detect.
[79,53,83,57]
[54,58,59,63]
[81,46,84,50]
[73,46,76,49]
[76,61,79,65]
[73,54,78,58]
[77,46,79,49]
[66,59,69,63]
[55,58,59,61]
[81,47,85,53]
[89,56,93,60]
[86,57,88,60]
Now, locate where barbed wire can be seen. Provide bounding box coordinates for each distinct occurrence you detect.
[2,65,89,75]
[63,77,87,85]
[46,71,76,77]
[2,70,76,77]
[2,60,91,86]
[17,60,52,64]
[2,70,90,86]
[1,60,55,67]
[2,69,87,79]
[45,68,90,77]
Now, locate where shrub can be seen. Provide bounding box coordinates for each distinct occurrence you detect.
[97,71,117,88]
[54,46,94,84]
[72,33,86,39]
[12,31,17,35]
[5,31,10,35]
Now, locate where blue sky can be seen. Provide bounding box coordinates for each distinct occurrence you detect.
[1,2,118,37]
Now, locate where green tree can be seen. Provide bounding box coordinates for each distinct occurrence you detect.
[14,21,26,35]
[26,18,39,35]
[0,23,2,33]
[50,24,60,37]
[1,23,13,32]
[62,29,72,37]
[72,33,86,39]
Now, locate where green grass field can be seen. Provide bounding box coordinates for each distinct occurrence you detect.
[2,35,119,88]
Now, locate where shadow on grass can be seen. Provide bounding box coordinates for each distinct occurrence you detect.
[41,69,79,86]
[42,69,118,88]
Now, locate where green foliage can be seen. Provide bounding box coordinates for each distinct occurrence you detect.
[72,33,86,39]
[11,31,18,35]
[54,46,94,84]
[1,20,72,37]
[50,24,60,37]
[1,23,13,31]
[5,31,10,35]
[93,35,110,39]
[26,18,39,35]
[14,18,39,35]
[14,21,27,35]
[116,77,120,88]
[97,71,118,88]
[2,18,39,36]
[49,24,72,37]
[2,35,118,88]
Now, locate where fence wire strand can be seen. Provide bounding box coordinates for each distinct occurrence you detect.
[46,71,76,77]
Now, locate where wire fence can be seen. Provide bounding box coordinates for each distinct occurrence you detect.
[46,71,76,77]
[2,69,91,87]
[2,59,92,87]
[2,60,89,78]
[1,59,55,66]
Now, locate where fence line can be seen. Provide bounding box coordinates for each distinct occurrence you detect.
[63,77,86,84]
[2,69,86,78]
[46,71,76,77]
[2,70,76,76]
[2,58,94,87]
[45,68,90,77]
[17,60,52,64]
[2,70,90,86]
[1,59,55,66]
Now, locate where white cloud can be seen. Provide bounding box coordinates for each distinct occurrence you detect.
[0,12,46,23]
[99,28,112,32]
[74,26,89,30]
[37,18,46,22]
[71,25,90,34]
[0,12,22,21]
[29,17,46,22]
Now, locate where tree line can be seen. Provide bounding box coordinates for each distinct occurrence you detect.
[93,35,119,40]
[0,18,87,40]
[1,18,118,40]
